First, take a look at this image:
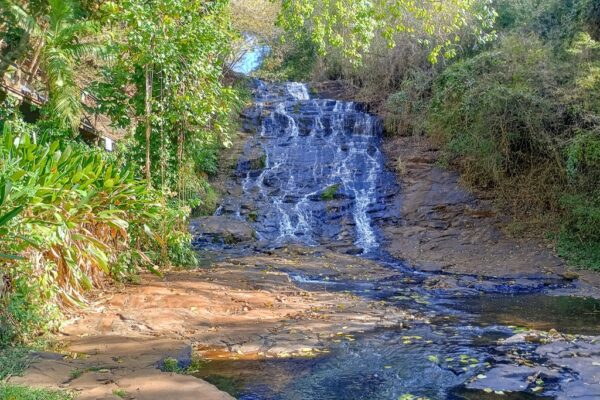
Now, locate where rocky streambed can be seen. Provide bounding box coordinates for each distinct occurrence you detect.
[10,81,600,400]
[185,80,600,400]
[12,243,600,399]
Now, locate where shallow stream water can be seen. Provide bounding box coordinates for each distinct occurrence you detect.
[195,81,600,400]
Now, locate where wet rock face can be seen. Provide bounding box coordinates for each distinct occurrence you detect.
[190,216,256,245]
[462,331,600,400]
[216,80,399,254]
[536,340,600,400]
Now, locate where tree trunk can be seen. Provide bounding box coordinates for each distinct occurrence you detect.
[144,64,153,188]
[27,38,44,82]
[177,128,185,201]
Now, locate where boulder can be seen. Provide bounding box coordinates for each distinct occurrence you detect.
[237,143,266,173]
[190,216,256,244]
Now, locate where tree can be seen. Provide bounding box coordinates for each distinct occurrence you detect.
[278,0,497,63]
[7,0,103,131]
[97,0,237,190]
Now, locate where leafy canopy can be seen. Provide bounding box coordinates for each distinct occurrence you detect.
[94,0,238,193]
[7,0,103,131]
[279,0,497,63]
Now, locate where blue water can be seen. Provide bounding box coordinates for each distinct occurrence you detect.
[195,81,599,400]
[217,81,398,254]
[232,36,270,75]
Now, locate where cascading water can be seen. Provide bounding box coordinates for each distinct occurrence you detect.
[196,80,600,400]
[219,80,397,254]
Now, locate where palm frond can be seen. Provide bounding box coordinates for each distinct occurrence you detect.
[48,0,75,33]
[59,20,101,42]
[7,2,42,36]
[64,42,108,61]
[43,47,82,131]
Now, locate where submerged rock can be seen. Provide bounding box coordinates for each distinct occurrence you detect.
[465,331,600,399]
[537,339,600,400]
[466,364,561,393]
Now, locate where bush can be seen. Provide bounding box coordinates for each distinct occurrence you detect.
[428,35,567,187]
[384,70,432,136]
[307,0,600,268]
[257,30,318,81]
[558,189,600,271]
[0,346,30,379]
[0,123,196,344]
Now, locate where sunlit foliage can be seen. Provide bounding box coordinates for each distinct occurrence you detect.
[279,0,497,63]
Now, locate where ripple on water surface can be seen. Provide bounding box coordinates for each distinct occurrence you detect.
[456,294,600,335]
[194,324,518,400]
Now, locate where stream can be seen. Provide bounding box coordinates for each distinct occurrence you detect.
[194,81,600,400]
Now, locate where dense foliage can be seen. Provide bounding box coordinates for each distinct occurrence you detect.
[6,0,104,131]
[94,0,241,199]
[0,117,196,345]
[0,0,242,345]
[291,0,600,269]
[279,0,497,63]
[428,0,600,268]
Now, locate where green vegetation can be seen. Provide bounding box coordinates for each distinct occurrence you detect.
[161,355,209,374]
[7,0,104,131]
[113,388,128,398]
[0,119,198,344]
[162,357,180,373]
[247,211,258,223]
[279,0,496,64]
[0,346,29,380]
[427,0,600,269]
[0,384,73,400]
[0,347,70,400]
[0,0,246,347]
[321,184,340,201]
[290,0,600,270]
[259,30,318,82]
[94,0,241,192]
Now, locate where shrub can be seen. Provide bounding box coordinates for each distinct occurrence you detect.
[257,30,318,81]
[384,69,432,136]
[426,31,600,267]
[0,384,73,400]
[428,35,567,188]
[558,188,600,271]
[0,123,196,344]
[321,184,340,201]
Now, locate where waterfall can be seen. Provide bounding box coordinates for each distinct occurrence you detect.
[226,81,395,254]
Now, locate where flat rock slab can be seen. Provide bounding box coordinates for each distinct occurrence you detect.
[11,247,420,399]
[60,247,416,358]
[465,332,600,399]
[112,370,234,400]
[537,340,600,400]
[467,364,560,392]
[380,136,600,296]
[9,346,234,400]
